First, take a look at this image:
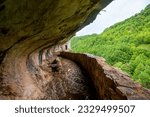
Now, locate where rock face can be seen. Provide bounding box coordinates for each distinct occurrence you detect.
[60,52,150,99]
[0,0,149,100]
[0,0,112,99]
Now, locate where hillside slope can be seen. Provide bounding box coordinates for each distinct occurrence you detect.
[71,4,150,88]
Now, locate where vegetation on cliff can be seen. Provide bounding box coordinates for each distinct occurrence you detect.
[71,5,150,88]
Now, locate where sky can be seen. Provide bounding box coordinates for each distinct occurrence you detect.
[76,0,150,36]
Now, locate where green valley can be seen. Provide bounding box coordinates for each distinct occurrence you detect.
[71,4,150,88]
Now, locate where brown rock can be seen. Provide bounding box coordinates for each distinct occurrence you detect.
[0,0,112,99]
[60,52,150,100]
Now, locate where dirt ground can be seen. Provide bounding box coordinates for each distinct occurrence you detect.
[40,56,98,100]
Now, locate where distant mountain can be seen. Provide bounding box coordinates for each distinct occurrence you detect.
[71,4,150,88]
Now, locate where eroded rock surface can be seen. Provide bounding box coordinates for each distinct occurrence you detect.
[0,0,113,99]
[0,55,98,99]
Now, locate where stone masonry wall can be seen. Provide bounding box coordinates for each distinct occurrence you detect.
[60,52,150,99]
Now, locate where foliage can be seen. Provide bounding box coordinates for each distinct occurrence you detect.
[71,5,150,88]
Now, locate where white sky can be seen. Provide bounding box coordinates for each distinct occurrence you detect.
[76,0,150,36]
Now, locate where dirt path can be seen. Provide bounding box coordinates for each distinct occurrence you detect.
[40,56,98,100]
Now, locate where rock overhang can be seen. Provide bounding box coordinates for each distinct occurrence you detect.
[0,0,114,99]
[0,0,150,100]
[0,0,113,54]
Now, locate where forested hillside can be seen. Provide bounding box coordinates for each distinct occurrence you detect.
[71,4,150,88]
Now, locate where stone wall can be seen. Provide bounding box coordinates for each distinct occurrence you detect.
[60,52,150,99]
